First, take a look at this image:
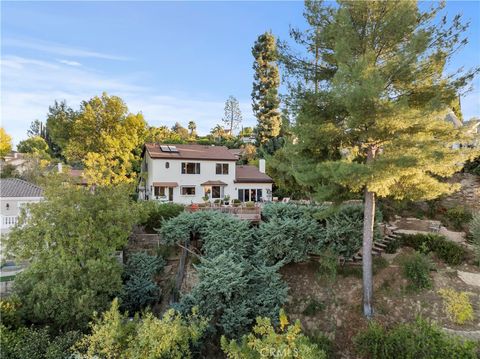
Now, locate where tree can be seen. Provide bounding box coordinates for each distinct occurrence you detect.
[172,122,190,140]
[252,32,282,144]
[16,136,51,159]
[222,96,242,134]
[65,93,147,185]
[188,121,197,138]
[221,309,326,359]
[27,119,47,138]
[145,125,182,144]
[45,100,77,157]
[210,124,230,142]
[5,185,140,331]
[0,127,12,158]
[285,1,478,317]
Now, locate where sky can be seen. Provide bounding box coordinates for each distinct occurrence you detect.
[1,1,479,146]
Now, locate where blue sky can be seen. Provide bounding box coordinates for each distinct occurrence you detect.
[2,1,479,145]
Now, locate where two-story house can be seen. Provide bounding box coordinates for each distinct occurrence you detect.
[138,144,273,204]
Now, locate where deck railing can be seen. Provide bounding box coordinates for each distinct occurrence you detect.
[186,206,261,221]
[1,216,18,229]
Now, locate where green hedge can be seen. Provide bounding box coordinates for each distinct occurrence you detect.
[354,318,478,358]
[400,233,466,265]
[139,202,184,232]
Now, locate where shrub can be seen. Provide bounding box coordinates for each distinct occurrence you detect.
[76,299,208,359]
[256,217,323,264]
[444,206,472,230]
[261,202,325,221]
[0,324,80,359]
[401,252,433,291]
[384,238,401,254]
[354,318,478,358]
[469,212,480,266]
[221,309,326,359]
[302,299,325,316]
[438,288,474,325]
[316,204,383,258]
[139,202,184,232]
[401,233,466,265]
[120,252,165,313]
[0,298,22,329]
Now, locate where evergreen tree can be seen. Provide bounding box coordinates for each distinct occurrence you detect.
[286,1,478,317]
[222,96,242,134]
[252,32,282,144]
[45,100,77,158]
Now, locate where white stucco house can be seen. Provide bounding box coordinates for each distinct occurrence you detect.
[0,178,44,261]
[138,144,273,204]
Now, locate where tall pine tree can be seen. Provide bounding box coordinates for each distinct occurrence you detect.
[286,1,478,317]
[222,96,242,134]
[252,32,282,144]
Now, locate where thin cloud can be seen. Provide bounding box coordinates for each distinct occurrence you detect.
[3,38,129,61]
[58,59,82,67]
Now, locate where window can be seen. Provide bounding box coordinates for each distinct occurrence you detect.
[216,163,229,175]
[181,186,196,195]
[181,162,200,174]
[165,162,170,169]
[154,186,166,197]
[238,188,263,202]
[211,186,221,199]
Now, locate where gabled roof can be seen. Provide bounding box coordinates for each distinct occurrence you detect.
[144,144,237,161]
[0,178,43,198]
[235,165,273,183]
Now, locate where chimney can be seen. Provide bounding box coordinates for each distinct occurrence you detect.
[57,162,63,173]
[259,159,266,173]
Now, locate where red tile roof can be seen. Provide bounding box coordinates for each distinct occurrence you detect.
[144,144,237,161]
[235,165,273,183]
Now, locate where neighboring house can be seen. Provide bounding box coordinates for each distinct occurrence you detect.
[138,144,273,204]
[0,152,27,174]
[0,178,43,233]
[0,178,43,261]
[240,136,256,144]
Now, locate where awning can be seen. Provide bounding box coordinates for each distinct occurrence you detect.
[152,182,178,187]
[200,180,227,186]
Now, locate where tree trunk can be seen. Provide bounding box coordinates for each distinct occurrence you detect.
[362,146,376,318]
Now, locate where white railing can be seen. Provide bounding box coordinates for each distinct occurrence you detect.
[1,216,18,229]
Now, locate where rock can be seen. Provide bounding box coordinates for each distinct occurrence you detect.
[457,270,480,288]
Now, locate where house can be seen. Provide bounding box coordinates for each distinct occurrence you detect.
[138,144,273,204]
[0,178,43,233]
[0,178,43,261]
[0,152,27,174]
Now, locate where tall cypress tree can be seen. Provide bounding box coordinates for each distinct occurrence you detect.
[286,1,478,317]
[252,32,281,144]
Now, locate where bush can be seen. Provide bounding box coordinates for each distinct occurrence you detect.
[354,318,478,358]
[0,298,22,329]
[401,252,433,291]
[120,252,165,313]
[256,217,323,264]
[438,288,474,325]
[139,202,184,232]
[0,324,80,359]
[401,233,466,265]
[221,309,326,359]
[469,212,480,266]
[261,202,325,221]
[302,299,325,316]
[76,299,208,359]
[444,206,472,230]
[384,238,401,254]
[316,204,383,258]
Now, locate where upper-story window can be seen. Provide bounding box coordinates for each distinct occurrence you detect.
[216,163,229,175]
[181,162,200,174]
[165,162,170,169]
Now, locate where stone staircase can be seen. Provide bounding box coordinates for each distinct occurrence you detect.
[343,225,401,265]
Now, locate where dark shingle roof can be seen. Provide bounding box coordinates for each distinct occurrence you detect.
[144,144,238,161]
[0,178,43,198]
[235,165,273,183]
